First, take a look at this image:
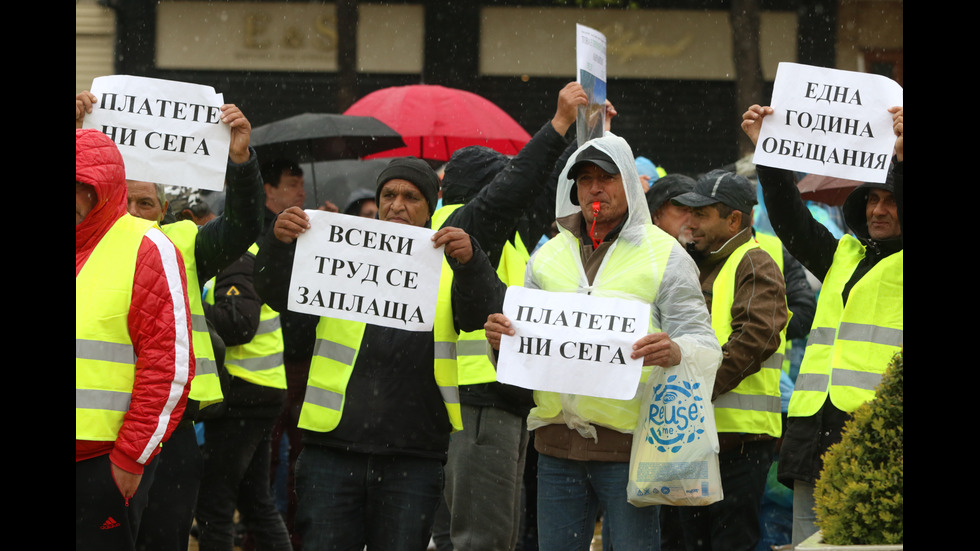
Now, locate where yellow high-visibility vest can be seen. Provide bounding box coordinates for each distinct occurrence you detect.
[431,204,530,385]
[299,258,462,432]
[76,214,156,441]
[789,237,903,416]
[204,243,286,389]
[161,221,223,407]
[527,225,674,433]
[710,238,784,438]
[754,231,794,374]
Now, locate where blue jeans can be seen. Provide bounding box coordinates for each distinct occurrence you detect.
[536,453,661,551]
[295,446,444,551]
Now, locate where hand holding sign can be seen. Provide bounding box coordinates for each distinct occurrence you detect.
[431,226,473,265]
[273,206,312,244]
[890,106,903,162]
[740,104,774,147]
[76,90,97,128]
[550,82,589,137]
[603,99,617,133]
[485,312,515,351]
[221,104,252,164]
[631,332,681,367]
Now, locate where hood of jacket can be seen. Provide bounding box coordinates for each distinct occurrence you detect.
[343,187,376,216]
[840,170,900,246]
[555,133,653,246]
[440,145,509,206]
[76,129,128,256]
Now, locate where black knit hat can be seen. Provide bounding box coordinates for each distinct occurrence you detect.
[375,157,440,216]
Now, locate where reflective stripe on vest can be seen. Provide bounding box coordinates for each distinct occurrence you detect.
[299,257,462,433]
[432,204,531,385]
[754,232,793,373]
[161,221,223,407]
[76,214,155,441]
[527,225,673,433]
[205,243,287,390]
[788,237,903,416]
[710,237,783,437]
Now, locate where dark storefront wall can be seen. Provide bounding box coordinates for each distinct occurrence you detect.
[114,0,837,176]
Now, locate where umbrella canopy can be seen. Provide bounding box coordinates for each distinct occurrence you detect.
[797,174,863,206]
[343,84,532,161]
[250,113,405,163]
[300,158,390,211]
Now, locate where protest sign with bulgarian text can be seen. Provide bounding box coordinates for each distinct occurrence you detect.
[288,211,443,332]
[83,75,230,191]
[753,62,903,183]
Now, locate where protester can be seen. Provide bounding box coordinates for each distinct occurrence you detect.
[671,170,789,551]
[76,128,194,551]
[741,105,903,547]
[646,173,696,246]
[259,157,317,549]
[77,90,265,551]
[343,188,379,218]
[254,157,506,551]
[196,245,292,551]
[634,155,665,190]
[170,188,217,225]
[486,134,720,551]
[262,159,307,216]
[428,81,586,551]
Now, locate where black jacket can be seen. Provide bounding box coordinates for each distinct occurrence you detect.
[254,225,505,460]
[182,148,265,286]
[440,121,572,416]
[205,251,285,419]
[758,160,903,487]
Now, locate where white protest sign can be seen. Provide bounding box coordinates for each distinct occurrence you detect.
[288,211,443,332]
[83,75,230,191]
[576,23,607,145]
[497,286,650,400]
[753,62,903,183]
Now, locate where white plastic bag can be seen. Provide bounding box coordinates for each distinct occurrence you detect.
[627,342,723,507]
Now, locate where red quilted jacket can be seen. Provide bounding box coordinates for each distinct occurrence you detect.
[75,129,194,474]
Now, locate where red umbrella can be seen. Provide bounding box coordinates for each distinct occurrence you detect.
[343,84,531,162]
[797,174,863,206]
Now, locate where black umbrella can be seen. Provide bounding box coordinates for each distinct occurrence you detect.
[301,158,391,212]
[250,113,405,163]
[251,113,404,206]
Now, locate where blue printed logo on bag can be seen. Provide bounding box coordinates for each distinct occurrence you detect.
[646,374,707,453]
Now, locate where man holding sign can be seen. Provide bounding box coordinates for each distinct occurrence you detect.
[486,134,720,551]
[742,104,903,547]
[670,170,788,551]
[79,86,266,551]
[254,157,504,551]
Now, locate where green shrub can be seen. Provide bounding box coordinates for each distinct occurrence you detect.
[814,349,903,545]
